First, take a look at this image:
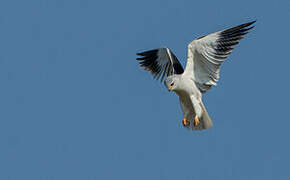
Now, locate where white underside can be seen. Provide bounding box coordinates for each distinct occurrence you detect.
[174,75,212,130]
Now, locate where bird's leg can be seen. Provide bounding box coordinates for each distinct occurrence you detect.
[194,115,200,127]
[190,95,203,127]
[182,117,190,127]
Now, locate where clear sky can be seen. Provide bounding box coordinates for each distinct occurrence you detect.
[0,0,289,179]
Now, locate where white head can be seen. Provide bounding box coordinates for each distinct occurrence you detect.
[164,75,182,92]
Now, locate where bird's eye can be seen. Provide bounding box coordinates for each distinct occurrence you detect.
[170,82,174,86]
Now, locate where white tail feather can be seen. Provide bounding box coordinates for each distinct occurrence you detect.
[199,101,213,130]
[189,101,213,131]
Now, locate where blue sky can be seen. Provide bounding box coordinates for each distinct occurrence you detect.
[0,0,290,179]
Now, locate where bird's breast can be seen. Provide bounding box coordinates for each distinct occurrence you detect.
[177,77,202,99]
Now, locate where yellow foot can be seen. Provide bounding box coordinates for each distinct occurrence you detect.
[194,116,200,127]
[182,117,190,127]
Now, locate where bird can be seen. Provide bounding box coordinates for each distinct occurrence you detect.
[136,21,255,130]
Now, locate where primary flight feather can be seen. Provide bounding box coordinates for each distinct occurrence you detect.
[136,21,255,130]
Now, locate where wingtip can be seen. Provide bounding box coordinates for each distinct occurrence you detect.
[241,20,256,28]
[248,20,257,24]
[244,20,256,31]
[136,52,143,56]
[244,20,256,28]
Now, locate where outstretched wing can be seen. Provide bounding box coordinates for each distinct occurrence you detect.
[136,47,184,81]
[184,21,255,93]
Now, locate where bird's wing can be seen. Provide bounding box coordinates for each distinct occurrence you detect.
[183,21,255,93]
[136,47,184,81]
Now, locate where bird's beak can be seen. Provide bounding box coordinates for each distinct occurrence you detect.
[168,86,173,91]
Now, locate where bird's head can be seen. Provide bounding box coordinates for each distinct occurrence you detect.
[164,75,180,92]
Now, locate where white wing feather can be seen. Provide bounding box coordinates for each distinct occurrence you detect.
[184,21,255,93]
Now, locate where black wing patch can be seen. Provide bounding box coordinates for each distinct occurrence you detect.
[216,20,256,56]
[136,48,184,81]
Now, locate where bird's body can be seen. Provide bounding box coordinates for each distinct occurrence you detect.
[165,74,212,130]
[136,21,255,130]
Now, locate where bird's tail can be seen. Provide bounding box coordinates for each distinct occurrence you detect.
[192,102,213,130]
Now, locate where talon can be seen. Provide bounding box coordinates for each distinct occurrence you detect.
[182,117,190,127]
[194,116,200,127]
